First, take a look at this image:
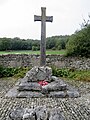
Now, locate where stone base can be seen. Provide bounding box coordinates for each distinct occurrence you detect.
[5,66,80,98]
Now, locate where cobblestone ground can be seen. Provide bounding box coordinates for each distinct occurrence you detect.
[0,77,90,120]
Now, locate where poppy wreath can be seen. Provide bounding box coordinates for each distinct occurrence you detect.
[38,80,48,86]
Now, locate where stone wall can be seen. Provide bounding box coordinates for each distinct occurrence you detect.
[0,54,90,70]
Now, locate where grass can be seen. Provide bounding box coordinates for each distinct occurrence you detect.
[68,70,90,82]
[0,50,66,55]
[51,66,90,82]
[0,65,90,82]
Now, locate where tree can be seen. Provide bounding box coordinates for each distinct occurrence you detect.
[66,24,90,57]
[32,40,40,50]
[46,37,56,49]
[11,38,22,50]
[0,38,11,51]
[32,46,39,51]
[0,35,69,51]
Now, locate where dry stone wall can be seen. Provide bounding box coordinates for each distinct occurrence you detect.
[0,54,90,70]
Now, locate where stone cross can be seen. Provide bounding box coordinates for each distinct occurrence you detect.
[34,7,53,66]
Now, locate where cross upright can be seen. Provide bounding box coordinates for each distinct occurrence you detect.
[34,7,53,66]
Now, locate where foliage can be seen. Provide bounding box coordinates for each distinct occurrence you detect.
[51,66,90,82]
[0,65,90,82]
[0,35,69,51]
[32,40,40,50]
[57,45,62,50]
[14,67,31,78]
[51,66,69,77]
[0,38,11,51]
[32,46,39,51]
[46,35,69,50]
[51,47,56,50]
[66,23,90,57]
[46,37,56,49]
[68,70,90,82]
[0,66,18,77]
[80,15,90,28]
[0,37,40,51]
[0,66,31,78]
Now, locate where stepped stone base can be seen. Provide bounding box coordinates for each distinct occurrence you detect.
[5,66,80,98]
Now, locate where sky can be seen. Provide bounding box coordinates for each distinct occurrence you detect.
[0,0,90,39]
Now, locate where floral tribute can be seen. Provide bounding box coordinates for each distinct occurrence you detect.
[38,80,48,86]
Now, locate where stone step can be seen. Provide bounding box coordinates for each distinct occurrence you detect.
[66,90,80,98]
[49,91,66,98]
[18,82,42,91]
[18,80,67,91]
[48,90,80,98]
[41,81,67,93]
[17,91,45,98]
[17,90,80,98]
[5,86,80,98]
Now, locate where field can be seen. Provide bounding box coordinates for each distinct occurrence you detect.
[0,50,66,55]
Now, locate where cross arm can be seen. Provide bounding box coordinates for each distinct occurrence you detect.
[34,15,41,21]
[34,15,53,22]
[46,16,53,22]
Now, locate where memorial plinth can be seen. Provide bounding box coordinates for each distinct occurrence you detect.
[5,66,80,98]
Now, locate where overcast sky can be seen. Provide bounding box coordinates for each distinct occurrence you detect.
[0,0,90,39]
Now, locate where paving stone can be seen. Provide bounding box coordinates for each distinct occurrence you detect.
[34,106,49,120]
[23,108,35,120]
[49,108,65,120]
[9,108,24,120]
[9,106,65,120]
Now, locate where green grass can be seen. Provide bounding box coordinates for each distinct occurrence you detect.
[0,50,66,55]
[52,66,90,82]
[68,70,90,82]
[0,65,90,82]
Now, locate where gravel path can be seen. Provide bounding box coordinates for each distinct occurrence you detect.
[0,77,90,120]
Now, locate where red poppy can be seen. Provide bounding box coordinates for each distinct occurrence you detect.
[38,80,48,86]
